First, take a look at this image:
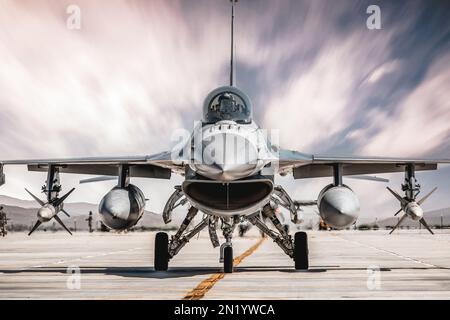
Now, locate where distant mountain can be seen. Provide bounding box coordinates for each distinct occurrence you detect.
[0,194,98,215]
[0,194,182,232]
[0,194,39,209]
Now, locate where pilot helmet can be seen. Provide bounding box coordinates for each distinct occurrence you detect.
[218,93,235,113]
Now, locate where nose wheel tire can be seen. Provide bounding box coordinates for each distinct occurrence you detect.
[294,231,309,270]
[154,232,169,271]
[223,246,233,273]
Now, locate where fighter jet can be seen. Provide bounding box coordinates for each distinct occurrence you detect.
[0,0,449,273]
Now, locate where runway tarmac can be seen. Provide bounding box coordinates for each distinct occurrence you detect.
[1,229,450,299]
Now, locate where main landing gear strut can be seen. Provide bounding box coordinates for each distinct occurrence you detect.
[155,206,209,271]
[247,203,308,270]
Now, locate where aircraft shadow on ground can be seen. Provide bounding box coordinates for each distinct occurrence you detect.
[2,265,448,279]
[1,266,217,279]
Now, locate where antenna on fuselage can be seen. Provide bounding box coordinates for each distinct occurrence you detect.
[229,0,238,86]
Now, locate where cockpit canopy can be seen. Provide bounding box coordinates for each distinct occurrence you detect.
[203,86,252,124]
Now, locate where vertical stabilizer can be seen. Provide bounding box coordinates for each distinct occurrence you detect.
[229,0,238,86]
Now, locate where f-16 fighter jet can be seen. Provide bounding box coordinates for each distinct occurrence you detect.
[1,0,449,272]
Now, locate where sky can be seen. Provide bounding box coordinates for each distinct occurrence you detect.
[0,0,449,222]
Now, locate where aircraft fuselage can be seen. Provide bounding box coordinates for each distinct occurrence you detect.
[189,120,274,181]
[181,120,276,217]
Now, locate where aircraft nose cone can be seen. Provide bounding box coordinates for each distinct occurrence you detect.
[407,203,423,221]
[319,187,360,229]
[37,206,55,222]
[201,131,259,180]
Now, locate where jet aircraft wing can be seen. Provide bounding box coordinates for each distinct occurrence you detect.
[277,149,450,179]
[0,151,186,180]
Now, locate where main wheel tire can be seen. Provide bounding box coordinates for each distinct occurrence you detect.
[154,232,169,271]
[223,246,233,273]
[294,231,309,270]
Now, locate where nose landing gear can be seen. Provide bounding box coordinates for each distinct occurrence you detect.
[222,246,233,273]
[219,217,237,273]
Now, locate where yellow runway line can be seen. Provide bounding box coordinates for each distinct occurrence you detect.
[182,237,266,300]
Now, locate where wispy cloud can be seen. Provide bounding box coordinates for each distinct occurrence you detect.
[355,53,450,157]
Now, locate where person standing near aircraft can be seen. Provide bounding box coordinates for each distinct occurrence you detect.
[0,206,8,237]
[86,211,94,233]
